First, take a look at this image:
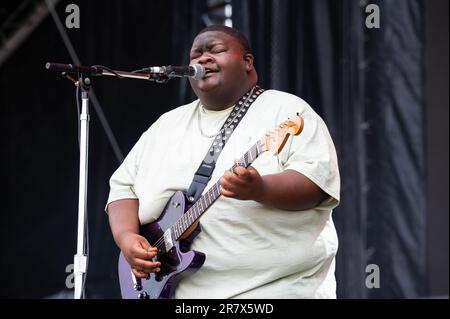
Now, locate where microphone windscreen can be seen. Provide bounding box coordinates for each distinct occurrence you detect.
[191,64,205,80]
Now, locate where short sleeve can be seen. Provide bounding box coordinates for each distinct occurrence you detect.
[282,112,340,209]
[105,126,153,212]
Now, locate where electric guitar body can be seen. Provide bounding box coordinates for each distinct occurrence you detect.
[118,191,205,299]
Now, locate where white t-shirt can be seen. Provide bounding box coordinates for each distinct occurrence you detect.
[107,89,340,298]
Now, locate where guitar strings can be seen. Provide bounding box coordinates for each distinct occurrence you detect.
[150,187,211,252]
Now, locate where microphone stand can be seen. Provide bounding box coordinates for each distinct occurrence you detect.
[45,63,172,299]
[74,74,90,299]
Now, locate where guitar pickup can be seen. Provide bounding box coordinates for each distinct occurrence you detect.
[163,228,174,251]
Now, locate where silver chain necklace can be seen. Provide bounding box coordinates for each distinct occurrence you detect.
[197,86,256,138]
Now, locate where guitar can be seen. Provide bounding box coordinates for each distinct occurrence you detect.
[118,114,304,299]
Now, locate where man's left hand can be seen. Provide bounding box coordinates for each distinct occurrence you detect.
[219,164,264,201]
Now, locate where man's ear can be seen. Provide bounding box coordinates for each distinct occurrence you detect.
[243,53,254,71]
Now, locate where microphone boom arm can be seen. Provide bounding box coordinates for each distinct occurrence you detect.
[45,62,171,83]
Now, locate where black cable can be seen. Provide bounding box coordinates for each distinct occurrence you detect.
[83,213,89,299]
[75,83,80,149]
[91,65,124,78]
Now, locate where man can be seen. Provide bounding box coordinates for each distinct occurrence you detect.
[107,25,340,298]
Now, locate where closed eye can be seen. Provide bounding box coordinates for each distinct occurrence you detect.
[211,45,226,53]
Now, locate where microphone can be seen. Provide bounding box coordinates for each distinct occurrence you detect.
[138,64,205,80]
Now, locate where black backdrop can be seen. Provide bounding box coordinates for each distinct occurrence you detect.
[0,0,443,299]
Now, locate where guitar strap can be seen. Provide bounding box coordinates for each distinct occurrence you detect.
[186,85,264,203]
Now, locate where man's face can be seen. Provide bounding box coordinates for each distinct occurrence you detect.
[189,31,252,102]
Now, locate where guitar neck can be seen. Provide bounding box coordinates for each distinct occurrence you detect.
[172,140,266,240]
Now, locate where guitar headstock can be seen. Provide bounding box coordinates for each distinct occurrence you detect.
[261,114,304,155]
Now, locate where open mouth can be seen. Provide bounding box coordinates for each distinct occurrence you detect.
[204,68,218,76]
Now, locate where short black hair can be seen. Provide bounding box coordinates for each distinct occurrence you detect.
[196,25,252,54]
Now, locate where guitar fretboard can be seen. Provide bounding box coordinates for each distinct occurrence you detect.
[172,140,265,239]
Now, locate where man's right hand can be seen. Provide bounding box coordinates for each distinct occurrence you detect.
[118,232,161,278]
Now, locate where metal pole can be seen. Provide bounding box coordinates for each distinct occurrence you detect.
[74,79,90,299]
